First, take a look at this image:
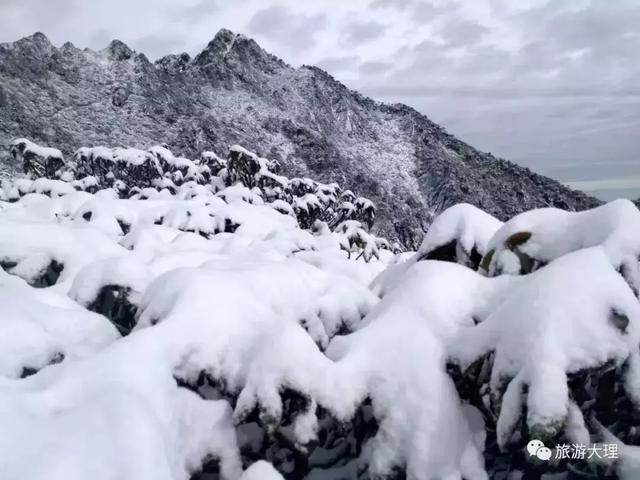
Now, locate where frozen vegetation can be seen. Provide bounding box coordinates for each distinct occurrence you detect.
[0,138,639,480]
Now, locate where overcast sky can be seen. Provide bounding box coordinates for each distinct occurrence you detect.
[1,0,639,199]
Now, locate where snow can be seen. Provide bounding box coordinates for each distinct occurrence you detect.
[240,461,285,480]
[1,137,639,478]
[218,184,264,205]
[0,269,119,378]
[371,204,502,294]
[74,146,115,163]
[417,203,502,261]
[0,220,127,290]
[10,138,64,162]
[323,261,498,479]
[484,199,640,284]
[112,147,157,167]
[69,255,152,309]
[451,247,640,447]
[595,420,640,480]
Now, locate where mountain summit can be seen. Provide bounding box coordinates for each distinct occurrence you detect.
[0,29,600,245]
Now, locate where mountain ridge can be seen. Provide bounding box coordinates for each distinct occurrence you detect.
[0,29,601,246]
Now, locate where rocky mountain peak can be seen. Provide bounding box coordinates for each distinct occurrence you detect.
[61,41,77,51]
[193,28,240,65]
[104,39,134,61]
[23,31,51,47]
[193,28,285,73]
[155,52,192,72]
[9,31,54,56]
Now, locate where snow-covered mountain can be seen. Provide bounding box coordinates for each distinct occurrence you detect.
[0,29,600,247]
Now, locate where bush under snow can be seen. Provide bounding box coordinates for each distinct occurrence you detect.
[1,138,639,480]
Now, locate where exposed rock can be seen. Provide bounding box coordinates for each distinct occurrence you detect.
[105,39,133,61]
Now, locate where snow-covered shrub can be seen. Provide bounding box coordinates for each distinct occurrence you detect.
[72,146,164,196]
[369,204,502,294]
[290,183,377,233]
[73,146,117,186]
[226,145,274,189]
[10,138,65,179]
[480,200,640,291]
[201,150,227,176]
[0,137,396,479]
[112,147,163,192]
[69,256,152,335]
[335,220,389,262]
[217,184,264,205]
[149,145,207,187]
[6,141,382,261]
[416,203,502,269]
[333,196,376,231]
[7,135,640,479]
[293,193,323,229]
[0,218,126,289]
[449,247,640,477]
[128,257,484,479]
[0,269,119,378]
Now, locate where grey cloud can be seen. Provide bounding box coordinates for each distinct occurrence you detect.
[131,33,189,60]
[372,0,640,113]
[87,29,113,50]
[364,83,640,100]
[588,108,619,120]
[369,0,414,10]
[498,10,640,101]
[359,61,392,75]
[35,0,79,29]
[248,5,326,51]
[85,29,188,59]
[533,1,640,50]
[369,0,453,23]
[453,45,512,74]
[0,0,29,9]
[437,17,488,46]
[511,1,640,80]
[512,41,565,73]
[412,39,442,55]
[402,40,449,71]
[168,0,220,23]
[0,0,78,44]
[412,1,456,23]
[340,19,387,47]
[316,55,360,72]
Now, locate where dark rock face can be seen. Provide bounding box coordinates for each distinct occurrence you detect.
[0,30,601,246]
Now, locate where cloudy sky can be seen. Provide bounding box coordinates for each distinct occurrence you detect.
[1,0,639,199]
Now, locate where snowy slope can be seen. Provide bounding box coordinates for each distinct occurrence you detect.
[0,30,601,247]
